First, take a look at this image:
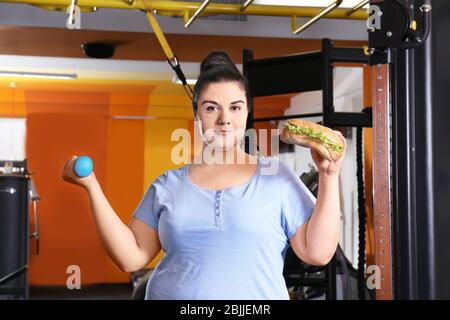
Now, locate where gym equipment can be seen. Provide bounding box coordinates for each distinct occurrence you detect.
[369,0,450,299]
[73,156,93,178]
[0,160,37,300]
[131,269,153,300]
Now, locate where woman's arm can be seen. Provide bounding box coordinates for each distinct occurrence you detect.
[290,130,346,266]
[290,173,340,266]
[62,156,161,272]
[87,178,161,272]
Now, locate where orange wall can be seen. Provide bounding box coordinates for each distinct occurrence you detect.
[253,95,294,156]
[104,93,149,282]
[26,90,111,285]
[0,87,151,285]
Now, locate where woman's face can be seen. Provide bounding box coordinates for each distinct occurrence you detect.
[195,81,248,152]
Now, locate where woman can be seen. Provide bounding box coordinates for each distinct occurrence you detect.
[62,51,346,300]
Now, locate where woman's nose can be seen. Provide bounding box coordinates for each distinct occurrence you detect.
[218,113,231,125]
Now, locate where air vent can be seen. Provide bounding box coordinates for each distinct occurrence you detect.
[172,0,247,22]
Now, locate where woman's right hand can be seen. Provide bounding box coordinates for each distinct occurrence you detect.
[62,155,96,190]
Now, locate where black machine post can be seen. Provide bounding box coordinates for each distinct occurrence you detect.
[369,0,450,299]
[389,0,446,299]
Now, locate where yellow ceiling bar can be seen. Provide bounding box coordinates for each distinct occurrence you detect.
[0,0,368,20]
[32,4,97,11]
[293,0,343,35]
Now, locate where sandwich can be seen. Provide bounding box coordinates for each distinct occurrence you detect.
[280,119,345,161]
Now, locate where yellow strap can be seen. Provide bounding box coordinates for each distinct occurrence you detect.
[146,11,175,61]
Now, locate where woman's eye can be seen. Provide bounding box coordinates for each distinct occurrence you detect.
[206,106,218,111]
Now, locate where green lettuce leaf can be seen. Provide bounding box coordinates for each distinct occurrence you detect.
[284,122,343,153]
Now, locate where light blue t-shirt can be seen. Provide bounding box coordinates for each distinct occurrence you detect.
[133,156,316,300]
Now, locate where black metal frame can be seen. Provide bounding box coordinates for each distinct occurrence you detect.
[243,39,372,300]
[386,0,450,299]
[366,0,450,299]
[322,40,372,128]
[244,38,371,133]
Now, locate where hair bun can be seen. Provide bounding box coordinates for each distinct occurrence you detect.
[200,51,239,73]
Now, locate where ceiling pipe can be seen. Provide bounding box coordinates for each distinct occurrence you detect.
[0,0,368,20]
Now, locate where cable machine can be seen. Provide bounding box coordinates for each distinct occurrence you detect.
[369,0,449,299]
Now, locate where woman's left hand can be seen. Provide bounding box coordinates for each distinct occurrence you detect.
[310,130,347,177]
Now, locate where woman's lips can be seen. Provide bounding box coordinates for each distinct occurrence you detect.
[216,129,232,135]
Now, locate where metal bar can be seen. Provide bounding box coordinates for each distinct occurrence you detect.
[330,48,369,63]
[346,0,368,16]
[322,38,372,128]
[326,112,372,127]
[0,1,368,20]
[68,0,77,25]
[241,0,254,11]
[253,113,323,123]
[33,200,39,255]
[246,51,323,97]
[243,48,255,155]
[293,0,343,34]
[184,0,210,28]
[0,265,28,286]
[322,38,334,128]
[247,51,322,67]
[391,43,417,300]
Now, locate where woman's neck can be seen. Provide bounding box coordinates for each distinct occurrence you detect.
[193,144,256,166]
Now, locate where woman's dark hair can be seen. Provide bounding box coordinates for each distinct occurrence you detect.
[192,51,251,115]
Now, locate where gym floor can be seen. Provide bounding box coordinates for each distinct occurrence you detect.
[29,284,133,300]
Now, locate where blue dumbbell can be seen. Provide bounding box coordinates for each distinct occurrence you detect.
[73,156,93,178]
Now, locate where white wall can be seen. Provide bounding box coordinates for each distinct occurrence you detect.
[0,118,26,161]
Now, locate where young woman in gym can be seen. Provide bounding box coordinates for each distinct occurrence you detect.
[62,51,346,300]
